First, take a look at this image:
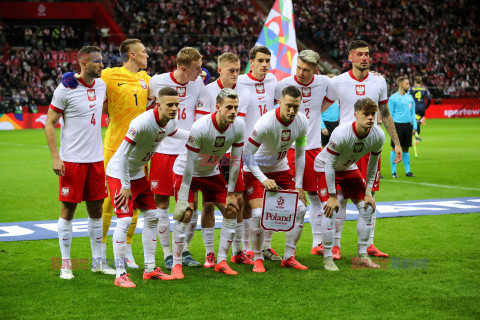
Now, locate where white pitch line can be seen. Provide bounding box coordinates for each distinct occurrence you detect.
[0,142,48,148]
[382,179,480,191]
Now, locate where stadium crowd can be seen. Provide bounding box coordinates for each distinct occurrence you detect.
[1,0,479,112]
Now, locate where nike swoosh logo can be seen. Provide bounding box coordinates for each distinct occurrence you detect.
[179,99,186,102]
[96,237,102,240]
[153,239,157,242]
[116,241,125,244]
[90,104,95,108]
[158,227,168,233]
[258,97,265,100]
[62,238,70,241]
[303,100,311,103]
[175,241,182,244]
[227,240,232,243]
[118,83,126,86]
[256,233,262,237]
[327,228,333,231]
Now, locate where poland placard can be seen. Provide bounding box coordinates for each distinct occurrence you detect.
[261,189,298,232]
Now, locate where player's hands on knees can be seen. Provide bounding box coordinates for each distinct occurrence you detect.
[52,158,65,176]
[226,192,239,211]
[324,196,339,218]
[180,207,193,223]
[394,145,403,163]
[364,195,376,211]
[296,188,307,205]
[321,128,329,136]
[174,199,190,221]
[262,179,278,192]
[114,189,132,210]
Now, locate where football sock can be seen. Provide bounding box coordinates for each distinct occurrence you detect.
[113,216,132,278]
[321,202,335,257]
[284,204,306,259]
[172,221,188,266]
[334,194,347,248]
[157,208,172,259]
[242,218,252,252]
[218,218,236,262]
[202,227,215,255]
[403,152,411,173]
[367,209,377,247]
[184,211,198,252]
[356,202,373,255]
[250,209,264,261]
[87,217,102,262]
[309,196,323,247]
[263,230,274,250]
[390,151,397,173]
[232,221,243,255]
[142,209,159,267]
[57,217,72,262]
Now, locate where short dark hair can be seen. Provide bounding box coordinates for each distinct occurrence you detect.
[281,86,301,99]
[249,46,271,60]
[414,76,423,84]
[396,76,408,86]
[78,46,101,63]
[348,40,369,53]
[119,39,142,62]
[354,98,378,115]
[158,87,178,101]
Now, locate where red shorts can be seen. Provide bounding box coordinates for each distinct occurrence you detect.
[316,170,366,202]
[58,161,107,203]
[106,176,157,218]
[150,153,178,196]
[287,148,321,192]
[219,153,245,192]
[174,174,227,204]
[356,153,381,192]
[244,169,296,201]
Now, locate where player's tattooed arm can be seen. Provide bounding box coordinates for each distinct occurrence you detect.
[379,103,402,163]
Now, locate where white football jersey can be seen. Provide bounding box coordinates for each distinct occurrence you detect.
[195,79,249,119]
[173,112,245,177]
[314,121,385,172]
[50,78,107,163]
[324,70,388,124]
[244,107,308,173]
[148,72,203,154]
[106,108,178,180]
[275,75,330,150]
[237,72,277,143]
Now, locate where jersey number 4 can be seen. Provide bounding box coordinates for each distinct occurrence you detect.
[91,114,96,126]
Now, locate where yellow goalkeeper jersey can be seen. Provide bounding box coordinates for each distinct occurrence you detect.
[102,67,151,153]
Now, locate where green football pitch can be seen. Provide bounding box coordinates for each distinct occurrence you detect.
[0,118,479,319]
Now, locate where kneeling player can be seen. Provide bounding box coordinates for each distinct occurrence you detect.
[106,87,187,287]
[172,88,245,278]
[243,86,309,272]
[314,98,385,271]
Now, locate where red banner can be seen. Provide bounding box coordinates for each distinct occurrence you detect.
[426,99,480,118]
[0,113,108,130]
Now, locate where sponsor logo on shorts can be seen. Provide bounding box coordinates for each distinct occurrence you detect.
[176,87,186,97]
[354,143,364,153]
[87,89,96,101]
[281,130,291,141]
[61,187,69,196]
[151,180,158,189]
[301,87,311,97]
[139,79,147,89]
[215,136,225,147]
[255,83,265,94]
[355,85,365,96]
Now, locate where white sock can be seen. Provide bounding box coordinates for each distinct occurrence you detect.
[172,221,188,266]
[157,208,172,258]
[218,218,236,263]
[334,196,347,248]
[367,209,377,247]
[284,204,306,259]
[263,230,274,250]
[87,217,102,263]
[125,243,135,261]
[57,218,72,263]
[142,209,159,268]
[356,202,373,254]
[242,218,252,252]
[202,227,215,255]
[101,242,107,260]
[309,196,323,247]
[113,217,132,278]
[250,209,264,261]
[321,201,335,257]
[232,221,243,255]
[184,211,198,252]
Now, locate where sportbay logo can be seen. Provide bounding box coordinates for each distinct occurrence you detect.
[255,83,265,94]
[281,130,291,141]
[215,136,225,147]
[264,212,292,222]
[176,87,186,97]
[355,85,365,96]
[151,180,158,189]
[139,79,147,89]
[61,187,69,196]
[87,89,96,101]
[301,87,311,97]
[354,143,364,153]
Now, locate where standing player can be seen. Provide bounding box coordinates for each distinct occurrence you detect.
[105,87,185,287]
[172,88,245,278]
[237,45,280,261]
[321,40,402,259]
[321,101,340,148]
[243,86,309,273]
[314,98,385,271]
[45,46,107,279]
[148,47,204,269]
[274,50,330,256]
[62,38,151,269]
[389,76,417,177]
[194,52,252,266]
[409,76,431,150]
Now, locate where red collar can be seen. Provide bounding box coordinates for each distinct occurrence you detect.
[154,108,168,127]
[170,71,189,86]
[294,75,314,86]
[352,121,370,140]
[217,79,236,90]
[275,107,294,126]
[77,76,95,88]
[211,111,230,133]
[348,69,369,82]
[247,71,265,82]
